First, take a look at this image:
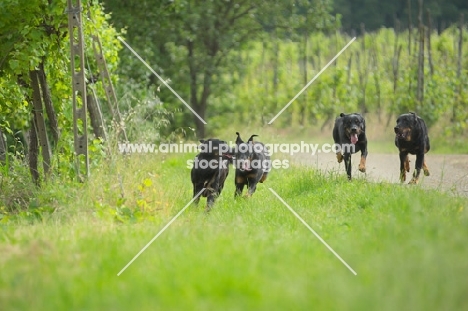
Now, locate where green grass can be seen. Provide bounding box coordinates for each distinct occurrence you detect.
[1,154,468,310]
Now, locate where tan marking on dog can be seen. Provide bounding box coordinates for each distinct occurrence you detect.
[404,155,410,172]
[423,160,430,176]
[336,152,343,163]
[236,176,245,184]
[358,156,366,172]
[247,173,257,179]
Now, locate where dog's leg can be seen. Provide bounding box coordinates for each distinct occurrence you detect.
[235,175,246,197]
[423,160,430,176]
[404,155,410,173]
[336,152,343,163]
[246,178,258,197]
[206,192,216,212]
[358,141,368,173]
[193,184,203,205]
[344,153,352,180]
[358,156,366,173]
[399,152,409,182]
[259,172,268,183]
[409,152,424,184]
[206,170,222,211]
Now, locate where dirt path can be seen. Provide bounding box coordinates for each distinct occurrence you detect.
[290,152,468,196]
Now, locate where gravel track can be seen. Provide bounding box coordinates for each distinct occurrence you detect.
[290,152,468,196]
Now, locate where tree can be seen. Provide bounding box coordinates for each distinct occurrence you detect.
[102,0,336,138]
[0,0,121,181]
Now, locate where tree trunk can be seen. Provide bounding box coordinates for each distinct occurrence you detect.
[0,128,6,164]
[300,32,308,127]
[38,61,60,145]
[260,40,267,124]
[196,69,212,139]
[426,10,434,76]
[371,44,382,121]
[187,39,205,138]
[454,13,464,122]
[407,0,414,97]
[272,30,279,111]
[29,70,51,177]
[29,118,40,185]
[86,92,106,140]
[416,0,425,111]
[408,0,413,55]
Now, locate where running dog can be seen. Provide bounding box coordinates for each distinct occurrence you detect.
[234,132,270,197]
[191,138,233,211]
[332,112,368,180]
[394,112,430,184]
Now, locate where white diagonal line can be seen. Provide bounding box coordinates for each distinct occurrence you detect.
[117,188,205,276]
[268,37,356,124]
[117,36,207,125]
[268,188,357,275]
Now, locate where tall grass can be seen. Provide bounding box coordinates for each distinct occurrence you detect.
[1,154,467,310]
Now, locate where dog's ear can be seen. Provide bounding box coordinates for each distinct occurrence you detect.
[235,132,243,145]
[340,113,346,118]
[199,139,206,144]
[248,134,258,143]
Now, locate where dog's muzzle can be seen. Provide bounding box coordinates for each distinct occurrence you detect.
[394,127,406,139]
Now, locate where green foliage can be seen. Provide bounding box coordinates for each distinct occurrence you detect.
[0,0,122,180]
[221,26,468,133]
[102,0,337,136]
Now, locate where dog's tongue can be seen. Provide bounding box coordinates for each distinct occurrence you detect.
[351,134,358,144]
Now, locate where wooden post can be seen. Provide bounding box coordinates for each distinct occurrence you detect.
[67,0,89,180]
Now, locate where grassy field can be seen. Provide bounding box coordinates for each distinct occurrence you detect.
[1,153,468,311]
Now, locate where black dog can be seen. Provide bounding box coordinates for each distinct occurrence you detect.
[332,112,368,180]
[394,112,430,184]
[191,139,233,211]
[234,132,270,197]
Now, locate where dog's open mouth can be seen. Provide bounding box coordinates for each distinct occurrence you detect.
[350,133,358,144]
[239,161,252,171]
[395,131,407,139]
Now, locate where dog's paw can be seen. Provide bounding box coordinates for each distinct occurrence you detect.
[423,169,430,176]
[336,153,343,163]
[409,177,419,185]
[400,172,406,183]
[358,163,366,172]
